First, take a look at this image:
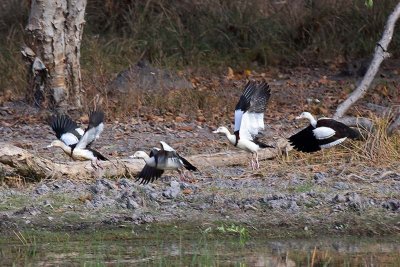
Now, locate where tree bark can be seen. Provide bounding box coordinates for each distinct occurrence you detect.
[0,140,290,180]
[335,116,374,132]
[24,0,87,112]
[388,112,400,135]
[334,2,400,120]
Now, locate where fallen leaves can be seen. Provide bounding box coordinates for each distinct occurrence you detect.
[226,67,253,80]
[182,188,192,195]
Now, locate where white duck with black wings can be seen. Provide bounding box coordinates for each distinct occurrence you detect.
[289,112,361,153]
[213,80,273,169]
[133,141,198,184]
[48,110,108,168]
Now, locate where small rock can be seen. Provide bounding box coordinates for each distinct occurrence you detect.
[171,180,180,188]
[85,200,95,209]
[265,199,288,210]
[127,198,140,210]
[91,194,115,208]
[346,192,362,210]
[119,178,134,189]
[314,172,326,184]
[333,182,351,190]
[178,201,187,207]
[332,194,346,203]
[143,214,155,223]
[180,182,199,191]
[333,204,345,212]
[89,181,106,194]
[101,178,116,190]
[382,199,400,211]
[197,203,210,210]
[35,184,50,195]
[149,192,160,201]
[162,180,181,199]
[287,201,300,212]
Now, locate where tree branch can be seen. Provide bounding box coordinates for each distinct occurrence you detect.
[334,116,374,132]
[0,140,290,180]
[334,2,400,119]
[388,112,400,135]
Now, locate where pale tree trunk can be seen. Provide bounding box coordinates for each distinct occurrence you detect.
[23,0,87,113]
[0,140,289,180]
[333,2,400,134]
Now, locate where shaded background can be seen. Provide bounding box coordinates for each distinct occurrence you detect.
[0,0,399,116]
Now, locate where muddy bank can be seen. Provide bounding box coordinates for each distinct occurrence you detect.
[1,164,399,237]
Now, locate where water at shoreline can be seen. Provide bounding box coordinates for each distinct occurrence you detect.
[2,226,399,266]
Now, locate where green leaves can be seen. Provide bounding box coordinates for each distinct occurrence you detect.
[365,0,373,8]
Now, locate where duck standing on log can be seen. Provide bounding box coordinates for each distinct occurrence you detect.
[288,112,361,153]
[132,141,198,184]
[48,110,108,168]
[213,80,273,170]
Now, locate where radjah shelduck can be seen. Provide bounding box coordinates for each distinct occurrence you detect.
[132,141,198,184]
[288,112,361,153]
[48,110,108,168]
[213,80,273,170]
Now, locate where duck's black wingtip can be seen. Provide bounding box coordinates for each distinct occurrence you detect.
[50,114,79,139]
[88,148,108,161]
[88,109,105,129]
[179,156,198,172]
[288,137,321,153]
[136,165,164,184]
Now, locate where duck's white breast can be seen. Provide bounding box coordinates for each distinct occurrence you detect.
[157,158,181,170]
[237,139,259,153]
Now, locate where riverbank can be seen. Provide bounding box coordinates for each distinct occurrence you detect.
[1,160,399,238]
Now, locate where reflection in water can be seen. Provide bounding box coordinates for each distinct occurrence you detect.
[1,233,400,266]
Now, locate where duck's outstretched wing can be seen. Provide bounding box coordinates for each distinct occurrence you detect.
[158,141,195,171]
[50,115,83,146]
[75,110,105,149]
[237,81,270,141]
[136,165,164,185]
[289,124,349,153]
[288,125,321,153]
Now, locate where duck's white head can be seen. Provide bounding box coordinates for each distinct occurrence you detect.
[47,140,65,148]
[296,112,314,120]
[213,126,230,135]
[296,112,317,127]
[131,151,150,160]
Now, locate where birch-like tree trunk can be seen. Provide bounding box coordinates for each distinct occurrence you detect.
[24,0,87,112]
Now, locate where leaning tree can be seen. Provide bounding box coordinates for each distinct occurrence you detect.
[22,0,87,113]
[333,1,400,135]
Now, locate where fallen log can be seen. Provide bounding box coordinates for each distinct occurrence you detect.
[0,139,290,180]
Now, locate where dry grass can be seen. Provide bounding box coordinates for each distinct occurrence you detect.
[348,115,400,163]
[258,117,400,183]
